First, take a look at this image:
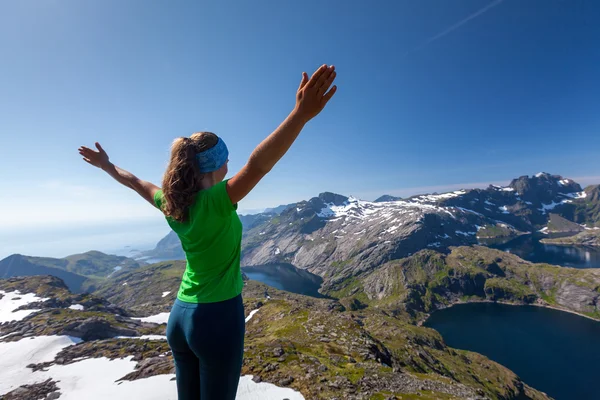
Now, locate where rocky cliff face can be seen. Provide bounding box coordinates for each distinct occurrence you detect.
[329,246,600,320]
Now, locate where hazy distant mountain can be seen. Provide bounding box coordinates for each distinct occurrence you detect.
[0,254,89,293]
[0,251,142,292]
[263,203,295,214]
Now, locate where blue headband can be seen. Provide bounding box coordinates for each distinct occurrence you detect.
[196,137,229,173]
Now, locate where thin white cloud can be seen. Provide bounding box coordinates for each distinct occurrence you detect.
[408,0,503,54]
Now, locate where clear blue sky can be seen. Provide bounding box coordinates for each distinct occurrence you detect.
[2,0,600,236]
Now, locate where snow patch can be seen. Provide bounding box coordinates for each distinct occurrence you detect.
[132,312,170,325]
[412,190,466,203]
[498,206,510,214]
[245,309,260,323]
[564,191,587,200]
[68,304,84,311]
[116,335,167,341]
[538,191,587,213]
[491,185,514,192]
[0,335,82,394]
[237,375,305,400]
[274,248,281,255]
[0,290,49,323]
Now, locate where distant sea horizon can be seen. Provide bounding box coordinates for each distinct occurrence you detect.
[0,219,170,260]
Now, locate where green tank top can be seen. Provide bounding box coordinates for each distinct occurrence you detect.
[154,180,243,303]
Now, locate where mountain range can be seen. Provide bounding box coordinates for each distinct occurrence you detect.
[145,173,599,291]
[2,172,600,399]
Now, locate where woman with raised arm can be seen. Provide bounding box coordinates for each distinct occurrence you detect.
[78,64,337,400]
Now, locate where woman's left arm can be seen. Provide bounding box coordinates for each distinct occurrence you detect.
[78,142,161,207]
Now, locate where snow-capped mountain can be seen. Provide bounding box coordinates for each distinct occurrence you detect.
[240,173,596,288]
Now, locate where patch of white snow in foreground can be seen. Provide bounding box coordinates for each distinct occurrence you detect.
[0,290,49,323]
[132,312,170,324]
[161,291,171,298]
[0,335,82,394]
[116,335,167,341]
[237,375,305,399]
[0,336,304,399]
[245,309,260,323]
[69,304,84,310]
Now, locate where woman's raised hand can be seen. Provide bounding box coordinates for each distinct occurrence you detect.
[294,65,337,122]
[78,142,111,170]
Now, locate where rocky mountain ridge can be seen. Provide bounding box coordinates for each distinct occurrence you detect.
[239,173,597,288]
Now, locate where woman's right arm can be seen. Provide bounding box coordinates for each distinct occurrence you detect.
[226,64,337,205]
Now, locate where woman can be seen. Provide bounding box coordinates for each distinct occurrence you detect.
[78,64,337,400]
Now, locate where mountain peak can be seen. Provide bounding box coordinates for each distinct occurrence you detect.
[317,192,349,206]
[507,173,582,205]
[374,195,402,202]
[509,173,582,193]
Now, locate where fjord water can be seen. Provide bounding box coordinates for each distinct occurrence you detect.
[242,263,325,298]
[425,302,600,400]
[480,234,600,269]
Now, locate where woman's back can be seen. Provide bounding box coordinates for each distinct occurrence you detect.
[154,179,243,303]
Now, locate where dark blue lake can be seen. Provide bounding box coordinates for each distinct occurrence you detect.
[425,302,600,400]
[480,234,600,269]
[242,263,325,298]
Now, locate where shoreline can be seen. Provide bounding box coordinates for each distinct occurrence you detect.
[538,239,600,248]
[418,298,600,326]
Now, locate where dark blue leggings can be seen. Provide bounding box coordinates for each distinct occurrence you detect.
[166,295,245,400]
